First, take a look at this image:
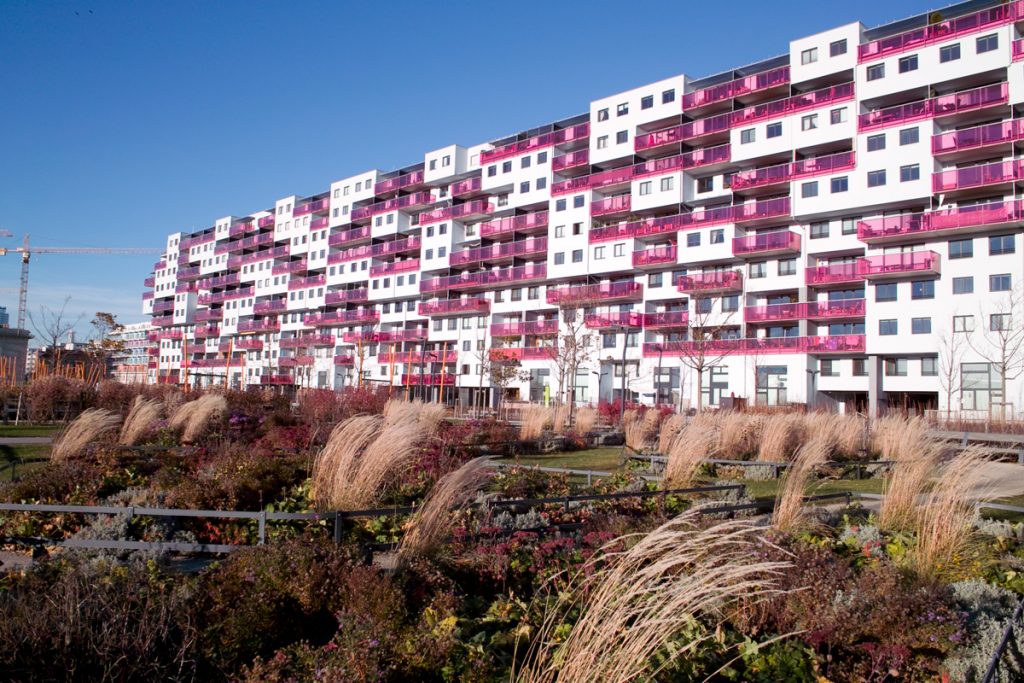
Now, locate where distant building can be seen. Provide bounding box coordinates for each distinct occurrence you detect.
[0,328,30,383]
[109,322,154,384]
[0,307,10,328]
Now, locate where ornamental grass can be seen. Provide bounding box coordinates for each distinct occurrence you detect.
[51,408,121,462]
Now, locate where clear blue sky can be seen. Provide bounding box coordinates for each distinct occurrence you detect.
[0,0,933,339]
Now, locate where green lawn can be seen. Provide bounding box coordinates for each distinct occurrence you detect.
[0,442,51,481]
[497,446,624,472]
[0,425,60,439]
[740,477,885,502]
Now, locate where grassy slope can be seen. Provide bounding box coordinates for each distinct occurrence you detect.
[0,425,60,438]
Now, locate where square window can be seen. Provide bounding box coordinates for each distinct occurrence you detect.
[687,232,701,247]
[801,47,818,64]
[778,258,796,276]
[521,156,531,168]
[866,64,885,81]
[649,272,663,287]
[830,107,847,124]
[616,130,628,144]
[596,136,608,149]
[740,128,755,144]
[912,317,932,334]
[537,151,547,164]
[749,262,766,278]
[662,89,675,104]
[953,315,975,333]
[842,217,859,234]
[801,114,818,131]
[875,283,897,302]
[898,54,918,73]
[867,134,886,151]
[802,181,818,198]
[884,358,908,375]
[710,229,724,244]
[639,181,652,196]
[767,122,782,138]
[594,246,605,260]
[911,280,935,300]
[810,222,829,239]
[573,195,585,208]
[697,176,714,193]
[660,177,673,191]
[899,127,919,145]
[921,357,938,376]
[722,295,739,312]
[990,273,1012,292]
[977,34,998,54]
[571,249,583,263]
[952,276,974,294]
[537,177,547,190]
[554,252,565,265]
[949,238,973,259]
[616,102,628,116]
[502,161,512,173]
[900,164,920,182]
[939,43,961,62]
[555,198,567,211]
[990,234,1015,255]
[879,319,898,335]
[991,313,1011,331]
[831,176,849,193]
[821,359,838,377]
[520,181,530,193]
[830,39,847,56]
[867,169,886,187]
[554,225,565,237]
[613,244,624,257]
[641,95,654,109]
[597,108,609,121]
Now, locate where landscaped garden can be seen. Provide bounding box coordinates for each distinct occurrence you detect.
[0,378,1022,681]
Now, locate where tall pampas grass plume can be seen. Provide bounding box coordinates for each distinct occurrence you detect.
[169,394,227,443]
[51,408,121,461]
[118,396,163,446]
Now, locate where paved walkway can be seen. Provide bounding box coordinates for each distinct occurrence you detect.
[0,437,52,445]
[967,461,1024,501]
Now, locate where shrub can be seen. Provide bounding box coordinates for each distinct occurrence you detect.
[944,580,1024,683]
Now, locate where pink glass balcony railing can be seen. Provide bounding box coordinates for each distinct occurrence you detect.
[260,375,294,386]
[731,162,793,191]
[351,191,435,221]
[932,119,1024,154]
[489,347,556,362]
[142,292,155,301]
[744,300,866,323]
[552,123,590,145]
[328,226,372,248]
[342,328,427,343]
[804,334,867,353]
[479,211,549,238]
[727,196,792,225]
[681,143,732,169]
[449,238,547,266]
[334,355,354,365]
[288,274,326,290]
[932,159,1024,192]
[1015,38,1024,61]
[546,281,643,305]
[791,151,856,180]
[554,155,691,195]
[451,176,482,197]
[293,197,330,217]
[189,357,245,369]
[175,283,197,294]
[198,273,241,289]
[194,309,223,322]
[197,286,255,306]
[480,132,556,164]
[682,66,790,110]
[634,125,685,152]
[386,350,458,365]
[732,230,801,257]
[677,270,743,293]
[552,149,589,172]
[325,289,369,305]
[856,251,940,278]
[369,259,420,278]
[303,309,380,326]
[257,215,275,229]
[151,315,174,327]
[805,299,866,319]
[680,112,732,141]
[419,200,493,226]
[641,311,689,329]
[279,334,335,349]
[194,325,220,339]
[237,318,281,334]
[228,221,255,238]
[311,216,330,231]
[591,195,630,217]
[584,312,644,329]
[641,334,866,357]
[374,171,424,196]
[418,299,491,316]
[858,2,1021,62]
[178,266,201,280]
[272,259,307,276]
[805,263,862,286]
[632,244,677,268]
[401,374,456,386]
[143,276,155,287]
[859,83,1008,131]
[730,83,855,127]
[744,303,805,323]
[278,355,315,368]
[444,264,547,291]
[490,320,560,337]
[858,200,1024,242]
[152,300,173,314]
[219,338,263,351]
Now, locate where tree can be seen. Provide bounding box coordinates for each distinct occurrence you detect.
[487,348,529,415]
[675,294,737,412]
[89,311,124,354]
[28,296,84,372]
[549,300,598,424]
[966,285,1024,420]
[937,328,966,422]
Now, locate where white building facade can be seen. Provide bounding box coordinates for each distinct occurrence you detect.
[110,322,154,384]
[144,0,1024,417]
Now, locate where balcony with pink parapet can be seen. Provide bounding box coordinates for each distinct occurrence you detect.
[682,65,790,113]
[489,346,556,362]
[932,159,1024,194]
[272,259,307,276]
[293,197,330,217]
[641,334,865,357]
[325,288,369,305]
[450,176,484,198]
[425,264,547,293]
[449,238,547,266]
[369,259,420,278]
[333,355,355,366]
[552,149,589,173]
[311,216,330,231]
[237,318,281,334]
[584,312,643,329]
[194,309,223,323]
[730,196,792,226]
[350,191,435,222]
[490,320,559,338]
[641,311,689,330]
[632,154,685,181]
[304,309,380,327]
[856,251,940,280]
[387,350,458,364]
[744,303,805,323]
[199,273,241,288]
[805,299,866,321]
[858,3,1019,62]
[479,211,549,239]
[730,83,854,128]
[260,374,293,386]
[194,325,220,339]
[288,274,327,290]
[632,244,677,269]
[327,226,372,248]
[732,230,800,258]
[278,355,315,368]
[257,215,275,229]
[279,334,335,349]
[1015,38,1024,61]
[228,221,255,238]
[932,120,1024,159]
[418,298,491,316]
[743,300,865,323]
[677,270,742,294]
[730,162,793,193]
[805,263,863,286]
[858,83,1008,132]
[634,125,685,153]
[419,200,493,225]
[401,373,456,386]
[374,170,425,196]
[857,200,1024,244]
[220,338,263,351]
[546,281,642,305]
[590,194,630,218]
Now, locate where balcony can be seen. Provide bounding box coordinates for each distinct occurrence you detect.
[278,356,315,368]
[369,259,420,278]
[1015,38,1024,61]
[805,263,863,286]
[374,170,424,195]
[730,162,793,192]
[293,197,330,217]
[351,191,435,221]
[219,339,263,352]
[189,357,245,369]
[418,298,491,316]
[272,259,307,276]
[732,230,801,257]
[151,315,173,327]
[143,276,155,288]
[450,238,547,266]
[730,83,855,128]
[279,334,335,348]
[805,299,866,321]
[933,120,1024,156]
[451,176,482,197]
[228,221,255,238]
[401,373,456,386]
[481,133,557,164]
[858,83,1008,132]
[178,266,201,281]
[343,328,427,343]
[632,245,677,268]
[226,245,290,269]
[253,299,288,315]
[858,3,1019,62]
[641,334,865,357]
[479,211,549,238]
[288,274,327,290]
[635,125,685,152]
[489,347,556,362]
[421,264,547,293]
[419,200,493,225]
[198,273,241,289]
[304,309,380,326]
[311,216,329,231]
[584,312,644,329]
[681,143,731,170]
[334,355,354,365]
[490,320,560,337]
[194,309,223,322]
[677,270,742,294]
[857,200,1024,244]
[257,215,275,229]
[334,236,422,262]
[856,251,940,280]
[546,281,642,305]
[590,195,630,217]
[744,303,804,323]
[932,160,1024,193]
[683,66,790,111]
[260,374,293,386]
[237,318,281,334]
[731,196,792,225]
[641,311,689,330]
[387,350,458,364]
[680,112,732,142]
[552,149,589,172]
[194,325,220,339]
[328,226,372,248]
[325,288,369,304]
[744,299,866,323]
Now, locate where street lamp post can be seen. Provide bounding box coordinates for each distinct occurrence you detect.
[419,343,428,401]
[654,344,664,405]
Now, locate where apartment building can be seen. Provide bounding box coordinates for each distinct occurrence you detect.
[109,322,154,384]
[144,0,1024,417]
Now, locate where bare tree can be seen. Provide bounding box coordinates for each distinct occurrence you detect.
[549,301,598,422]
[28,296,84,372]
[488,348,530,415]
[937,328,966,422]
[675,296,736,412]
[966,285,1024,420]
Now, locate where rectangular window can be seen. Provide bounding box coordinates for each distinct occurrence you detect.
[831,176,848,193]
[778,258,797,276]
[830,107,847,124]
[573,196,585,208]
[911,280,935,299]
[639,181,652,196]
[554,252,564,265]
[976,34,998,54]
[885,358,908,376]
[571,249,583,263]
[660,176,673,191]
[740,128,755,144]
[867,169,886,187]
[641,95,653,109]
[521,156,531,168]
[991,313,1011,331]
[853,359,868,376]
[900,164,920,182]
[830,39,847,56]
[898,54,918,73]
[767,122,782,138]
[722,295,739,312]
[820,359,838,377]
[990,273,1012,292]
[520,181,530,193]
[990,234,1015,255]
[922,357,938,376]
[899,127,919,145]
[662,89,675,104]
[939,43,961,62]
[912,317,932,334]
[949,238,973,259]
[810,222,829,239]
[801,181,818,198]
[801,114,818,131]
[616,130,628,144]
[842,217,858,235]
[866,64,885,81]
[648,272,663,287]
[952,276,974,294]
[554,225,565,238]
[555,198,566,211]
[749,262,766,279]
[867,134,886,151]
[597,108,609,121]
[596,136,608,149]
[687,232,701,247]
[616,102,628,116]
[697,176,714,193]
[613,244,624,257]
[954,315,975,333]
[593,246,605,260]
[875,283,897,302]
[801,47,818,64]
[710,229,724,244]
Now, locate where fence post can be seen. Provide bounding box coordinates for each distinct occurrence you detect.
[333,512,343,543]
[258,510,267,545]
[586,471,593,487]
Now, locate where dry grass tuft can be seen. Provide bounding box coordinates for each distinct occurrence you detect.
[399,457,492,562]
[520,404,550,441]
[516,511,788,683]
[831,413,867,459]
[717,412,764,459]
[879,435,946,531]
[757,413,805,462]
[416,402,447,435]
[168,394,227,443]
[657,413,686,454]
[872,414,928,461]
[663,418,719,488]
[51,408,121,462]
[118,396,163,446]
[910,446,992,577]
[552,404,571,435]
[311,415,382,510]
[574,406,598,435]
[772,436,830,533]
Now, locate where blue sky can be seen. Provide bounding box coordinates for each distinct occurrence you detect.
[0,0,934,339]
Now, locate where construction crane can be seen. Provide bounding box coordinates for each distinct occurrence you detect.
[0,235,163,329]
